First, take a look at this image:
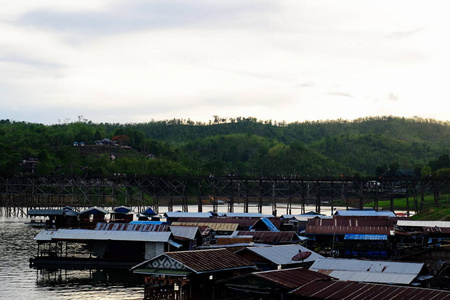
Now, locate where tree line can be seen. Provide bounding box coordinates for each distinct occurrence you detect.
[1,116,450,178]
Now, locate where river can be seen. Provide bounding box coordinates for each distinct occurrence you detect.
[0,216,144,300]
[0,204,346,299]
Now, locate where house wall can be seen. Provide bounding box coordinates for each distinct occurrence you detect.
[145,242,165,260]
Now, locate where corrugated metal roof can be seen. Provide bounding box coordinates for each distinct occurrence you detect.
[289,280,450,299]
[258,218,280,232]
[219,213,274,218]
[344,234,388,240]
[79,206,109,215]
[309,258,423,285]
[176,217,257,229]
[133,248,256,274]
[140,207,157,216]
[27,209,78,217]
[169,226,199,240]
[253,267,332,288]
[95,222,169,232]
[306,217,395,235]
[35,229,172,242]
[397,220,450,228]
[236,244,324,265]
[335,210,396,217]
[112,206,133,213]
[424,227,450,234]
[236,231,301,244]
[164,212,213,218]
[171,222,239,232]
[166,248,256,273]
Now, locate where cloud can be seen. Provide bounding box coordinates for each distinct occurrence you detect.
[0,53,62,70]
[17,1,275,35]
[327,92,354,98]
[387,93,399,102]
[386,28,424,40]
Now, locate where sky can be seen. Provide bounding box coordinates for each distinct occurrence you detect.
[1,1,449,125]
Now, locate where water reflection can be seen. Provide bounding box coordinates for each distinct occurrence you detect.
[0,217,144,300]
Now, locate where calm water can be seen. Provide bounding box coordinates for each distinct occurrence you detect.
[0,216,144,300]
[0,204,338,299]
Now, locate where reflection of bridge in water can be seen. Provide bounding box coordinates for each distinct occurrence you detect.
[1,176,449,217]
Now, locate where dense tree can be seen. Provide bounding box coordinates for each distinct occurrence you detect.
[1,116,450,177]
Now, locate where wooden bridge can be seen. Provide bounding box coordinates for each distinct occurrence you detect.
[1,175,449,217]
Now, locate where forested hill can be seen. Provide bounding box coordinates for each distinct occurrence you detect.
[1,116,450,178]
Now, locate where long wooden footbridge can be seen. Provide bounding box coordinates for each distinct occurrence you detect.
[1,175,449,217]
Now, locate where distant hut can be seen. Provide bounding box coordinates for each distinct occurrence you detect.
[79,207,109,228]
[110,206,134,223]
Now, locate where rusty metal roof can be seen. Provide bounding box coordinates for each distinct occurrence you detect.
[424,227,450,234]
[236,231,300,244]
[94,222,169,232]
[254,267,332,289]
[305,216,395,235]
[289,280,450,299]
[171,221,239,232]
[166,248,256,273]
[177,217,258,229]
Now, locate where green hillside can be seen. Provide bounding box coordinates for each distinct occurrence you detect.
[1,116,450,178]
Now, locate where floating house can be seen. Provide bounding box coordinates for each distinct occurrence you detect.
[79,206,109,227]
[110,206,134,223]
[305,216,395,258]
[131,248,257,299]
[27,206,78,228]
[137,207,158,221]
[169,225,203,250]
[31,226,180,269]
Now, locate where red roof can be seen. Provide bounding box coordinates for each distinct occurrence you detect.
[306,216,394,235]
[290,280,450,299]
[166,248,256,273]
[237,231,300,244]
[254,268,332,289]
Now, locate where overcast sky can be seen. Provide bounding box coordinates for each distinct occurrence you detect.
[1,1,449,125]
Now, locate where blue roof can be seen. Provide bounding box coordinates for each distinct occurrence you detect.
[141,207,157,216]
[344,234,388,240]
[79,207,109,215]
[335,210,395,217]
[113,206,133,214]
[260,218,280,232]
